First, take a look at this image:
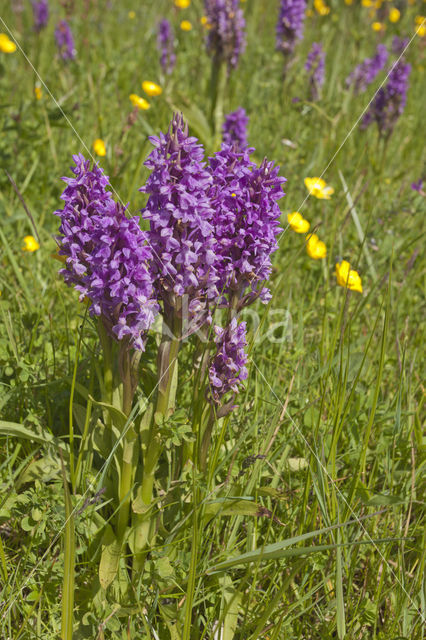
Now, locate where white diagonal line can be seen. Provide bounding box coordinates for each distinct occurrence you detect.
[250,358,424,623]
[0,16,168,274]
[259,23,425,280]
[0,344,179,619]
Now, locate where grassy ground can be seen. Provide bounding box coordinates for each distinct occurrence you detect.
[0,1,425,638]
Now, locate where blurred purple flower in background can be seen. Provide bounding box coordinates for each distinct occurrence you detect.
[32,0,49,32]
[305,42,325,100]
[157,19,176,75]
[276,0,306,57]
[411,178,423,193]
[55,20,76,60]
[222,107,249,150]
[54,155,158,350]
[346,44,388,94]
[204,0,246,70]
[391,36,409,56]
[361,59,411,135]
[209,318,248,403]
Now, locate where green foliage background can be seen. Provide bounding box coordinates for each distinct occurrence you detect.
[0,1,424,638]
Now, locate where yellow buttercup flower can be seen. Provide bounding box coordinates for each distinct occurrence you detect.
[389,8,400,23]
[0,33,17,53]
[304,177,334,200]
[287,212,310,234]
[175,0,190,7]
[180,20,192,31]
[200,15,211,28]
[129,93,150,110]
[22,236,40,252]
[372,21,384,31]
[142,81,162,97]
[415,16,425,37]
[314,0,330,16]
[335,261,363,293]
[128,10,136,19]
[306,234,327,260]
[34,86,42,100]
[93,138,106,157]
[344,0,354,5]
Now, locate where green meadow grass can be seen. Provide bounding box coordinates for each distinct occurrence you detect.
[0,1,425,638]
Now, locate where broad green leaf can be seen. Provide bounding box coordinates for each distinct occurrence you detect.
[88,397,128,432]
[286,457,309,472]
[16,455,61,488]
[219,575,242,640]
[99,526,122,590]
[60,456,75,640]
[204,498,263,519]
[336,540,346,639]
[0,420,65,449]
[209,539,402,574]
[207,514,390,573]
